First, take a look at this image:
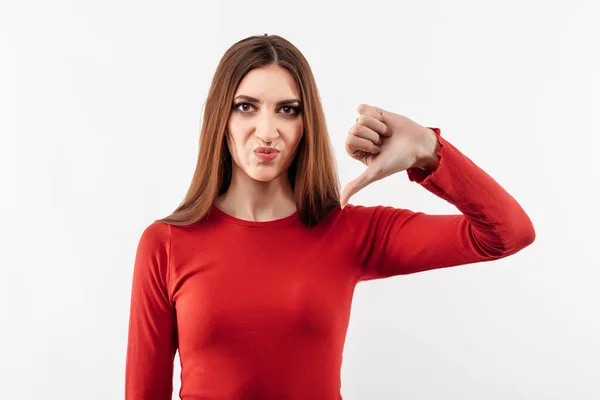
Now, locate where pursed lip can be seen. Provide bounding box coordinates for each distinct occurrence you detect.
[253,147,280,154]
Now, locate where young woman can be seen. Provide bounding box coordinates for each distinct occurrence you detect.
[125,34,535,399]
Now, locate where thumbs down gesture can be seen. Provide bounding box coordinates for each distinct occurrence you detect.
[340,104,441,208]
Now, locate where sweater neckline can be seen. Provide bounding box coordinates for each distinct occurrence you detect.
[210,204,300,228]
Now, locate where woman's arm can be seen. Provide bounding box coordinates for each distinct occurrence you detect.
[344,128,536,281]
[125,222,177,399]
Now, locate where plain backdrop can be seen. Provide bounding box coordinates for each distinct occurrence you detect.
[1,0,598,399]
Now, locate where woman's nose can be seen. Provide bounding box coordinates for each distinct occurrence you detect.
[255,115,280,143]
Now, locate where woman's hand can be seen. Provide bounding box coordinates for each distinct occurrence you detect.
[341,104,441,208]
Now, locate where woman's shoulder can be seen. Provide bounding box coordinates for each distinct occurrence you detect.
[314,203,397,232]
[137,220,171,249]
[336,203,417,233]
[338,203,400,218]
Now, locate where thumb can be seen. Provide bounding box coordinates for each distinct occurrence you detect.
[340,169,374,209]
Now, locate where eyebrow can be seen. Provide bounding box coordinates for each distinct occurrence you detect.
[233,95,301,106]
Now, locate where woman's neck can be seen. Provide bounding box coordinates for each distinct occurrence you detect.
[215,171,296,222]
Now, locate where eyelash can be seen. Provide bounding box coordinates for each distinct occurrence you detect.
[232,103,300,116]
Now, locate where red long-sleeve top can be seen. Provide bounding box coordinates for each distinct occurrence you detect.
[125,128,535,399]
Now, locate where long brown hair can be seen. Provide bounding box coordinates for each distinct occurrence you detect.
[157,34,340,228]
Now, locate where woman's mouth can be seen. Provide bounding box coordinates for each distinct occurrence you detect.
[253,147,280,162]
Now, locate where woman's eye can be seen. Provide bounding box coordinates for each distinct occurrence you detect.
[281,106,298,115]
[234,103,253,112]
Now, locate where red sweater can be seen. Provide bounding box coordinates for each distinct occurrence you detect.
[125,128,535,399]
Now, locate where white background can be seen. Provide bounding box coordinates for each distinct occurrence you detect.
[1,0,598,399]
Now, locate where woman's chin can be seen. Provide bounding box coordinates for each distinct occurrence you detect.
[247,169,283,183]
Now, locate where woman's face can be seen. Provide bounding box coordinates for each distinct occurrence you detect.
[226,64,304,183]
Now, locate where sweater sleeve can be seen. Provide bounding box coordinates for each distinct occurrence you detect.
[125,221,178,399]
[344,127,536,281]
